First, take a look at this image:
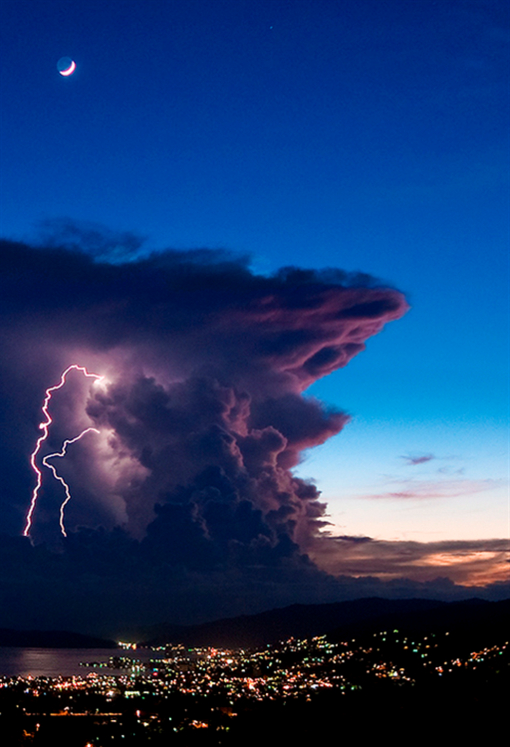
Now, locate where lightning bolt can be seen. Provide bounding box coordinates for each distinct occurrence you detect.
[23,364,103,538]
[43,427,100,537]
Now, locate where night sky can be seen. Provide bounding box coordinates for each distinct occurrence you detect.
[0,0,508,635]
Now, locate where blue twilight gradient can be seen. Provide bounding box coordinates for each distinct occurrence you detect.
[0,1,508,558]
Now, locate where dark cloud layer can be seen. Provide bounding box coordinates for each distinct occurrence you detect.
[0,231,416,629]
[312,536,510,587]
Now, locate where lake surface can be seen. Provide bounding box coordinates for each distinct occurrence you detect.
[0,647,160,678]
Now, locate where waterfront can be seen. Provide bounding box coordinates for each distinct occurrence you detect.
[0,629,507,745]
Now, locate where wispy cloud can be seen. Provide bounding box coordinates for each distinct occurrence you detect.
[401,454,435,466]
[334,535,372,544]
[360,477,501,501]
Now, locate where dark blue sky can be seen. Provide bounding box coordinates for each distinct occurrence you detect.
[0,0,508,628]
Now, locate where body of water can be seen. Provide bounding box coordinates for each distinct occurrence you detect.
[0,647,159,678]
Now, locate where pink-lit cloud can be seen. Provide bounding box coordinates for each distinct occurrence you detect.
[0,231,407,561]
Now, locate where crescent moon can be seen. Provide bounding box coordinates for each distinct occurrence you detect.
[58,59,76,76]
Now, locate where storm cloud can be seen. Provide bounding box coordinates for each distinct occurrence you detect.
[0,232,407,561]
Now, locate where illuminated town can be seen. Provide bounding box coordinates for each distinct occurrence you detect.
[1,626,507,744]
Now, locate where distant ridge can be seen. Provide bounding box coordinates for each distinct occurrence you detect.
[0,629,116,648]
[4,598,508,649]
[139,597,510,648]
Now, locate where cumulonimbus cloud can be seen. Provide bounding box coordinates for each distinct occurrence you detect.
[0,230,408,564]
